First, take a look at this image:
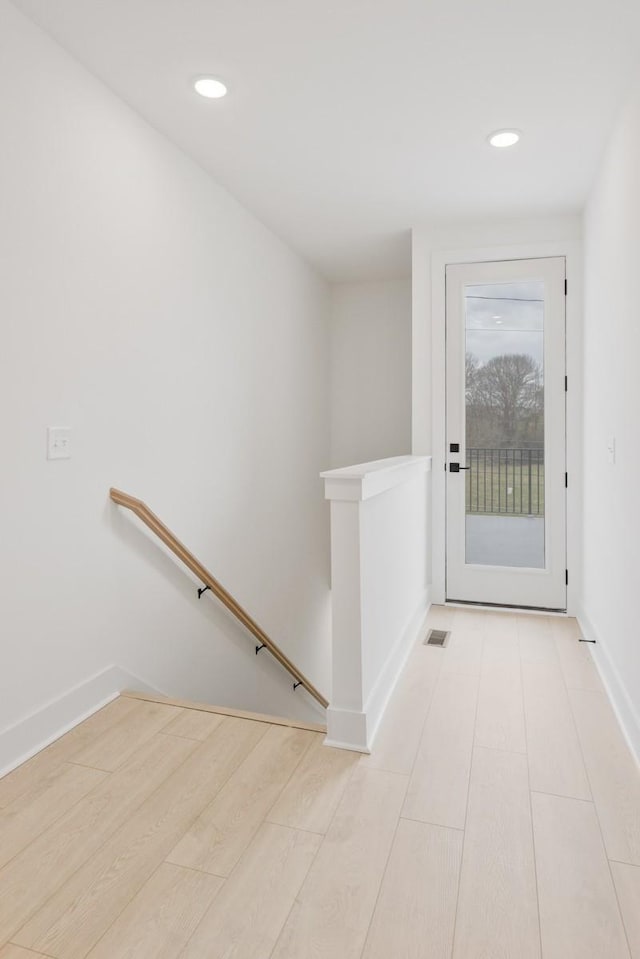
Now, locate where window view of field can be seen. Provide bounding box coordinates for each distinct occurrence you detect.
[465,352,544,516]
[464,281,545,568]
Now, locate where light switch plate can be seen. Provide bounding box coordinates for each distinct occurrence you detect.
[47,427,71,460]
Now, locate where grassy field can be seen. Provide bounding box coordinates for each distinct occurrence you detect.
[465,460,545,516]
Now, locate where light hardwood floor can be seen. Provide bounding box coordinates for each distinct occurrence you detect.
[1,607,639,959]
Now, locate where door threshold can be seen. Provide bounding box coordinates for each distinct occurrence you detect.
[445,599,568,616]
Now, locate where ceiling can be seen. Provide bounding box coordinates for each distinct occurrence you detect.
[12,0,640,280]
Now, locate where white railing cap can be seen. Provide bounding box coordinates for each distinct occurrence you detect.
[320,455,431,502]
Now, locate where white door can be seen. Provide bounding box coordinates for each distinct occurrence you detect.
[445,257,566,609]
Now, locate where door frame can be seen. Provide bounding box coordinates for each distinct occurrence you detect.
[423,238,582,614]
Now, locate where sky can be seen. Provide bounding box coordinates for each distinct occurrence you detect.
[465,281,544,371]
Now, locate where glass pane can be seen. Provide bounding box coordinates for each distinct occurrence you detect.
[464,280,545,568]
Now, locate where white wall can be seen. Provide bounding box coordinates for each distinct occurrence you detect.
[411,215,583,607]
[330,279,411,467]
[0,0,331,764]
[360,472,429,702]
[582,87,640,756]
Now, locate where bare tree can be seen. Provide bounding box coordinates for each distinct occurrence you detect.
[466,352,543,448]
[465,352,480,401]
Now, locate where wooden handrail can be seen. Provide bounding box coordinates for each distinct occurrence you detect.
[110,488,329,709]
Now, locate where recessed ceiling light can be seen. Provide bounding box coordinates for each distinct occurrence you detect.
[194,76,228,99]
[488,129,520,148]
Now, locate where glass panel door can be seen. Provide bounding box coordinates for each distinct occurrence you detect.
[445,257,566,610]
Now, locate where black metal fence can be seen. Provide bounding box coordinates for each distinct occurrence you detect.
[465,448,545,516]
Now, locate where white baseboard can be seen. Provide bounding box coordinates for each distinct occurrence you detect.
[325,587,431,752]
[0,665,161,780]
[577,607,640,765]
[364,587,431,748]
[324,707,371,754]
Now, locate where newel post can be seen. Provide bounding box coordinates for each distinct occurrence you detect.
[321,456,432,752]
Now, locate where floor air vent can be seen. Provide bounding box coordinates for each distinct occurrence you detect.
[424,628,450,647]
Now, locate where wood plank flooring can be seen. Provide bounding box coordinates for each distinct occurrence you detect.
[453,746,540,958]
[1,607,639,958]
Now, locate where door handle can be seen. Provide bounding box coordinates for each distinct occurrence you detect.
[449,463,470,472]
